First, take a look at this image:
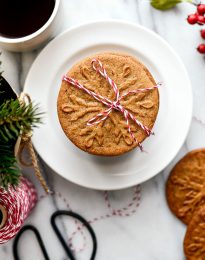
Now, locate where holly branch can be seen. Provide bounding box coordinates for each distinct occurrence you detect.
[151,1,205,55]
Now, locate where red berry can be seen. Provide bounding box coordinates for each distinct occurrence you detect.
[187,14,198,24]
[197,15,205,25]
[200,29,205,39]
[197,4,205,15]
[197,44,205,54]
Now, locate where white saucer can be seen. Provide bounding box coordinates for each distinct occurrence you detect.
[24,20,192,190]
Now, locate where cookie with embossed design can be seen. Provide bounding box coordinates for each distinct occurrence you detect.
[57,52,159,156]
[184,206,205,260]
[167,149,205,225]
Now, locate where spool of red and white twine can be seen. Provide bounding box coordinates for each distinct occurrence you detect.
[0,177,37,244]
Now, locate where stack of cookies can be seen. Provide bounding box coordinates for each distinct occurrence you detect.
[166,149,205,260]
[57,52,159,156]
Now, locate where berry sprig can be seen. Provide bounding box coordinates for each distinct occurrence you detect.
[187,3,205,54]
[187,4,205,25]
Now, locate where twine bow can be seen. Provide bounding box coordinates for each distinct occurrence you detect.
[63,59,161,151]
[14,93,50,194]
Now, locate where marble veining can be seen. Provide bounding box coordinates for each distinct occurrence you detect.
[1,0,205,259]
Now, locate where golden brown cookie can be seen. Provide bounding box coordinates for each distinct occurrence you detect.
[184,206,205,260]
[57,52,159,156]
[166,149,205,225]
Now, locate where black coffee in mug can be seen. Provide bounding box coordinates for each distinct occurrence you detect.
[0,0,55,38]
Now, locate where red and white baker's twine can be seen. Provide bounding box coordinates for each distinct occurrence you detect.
[68,185,141,252]
[41,185,141,254]
[0,177,37,244]
[63,59,161,151]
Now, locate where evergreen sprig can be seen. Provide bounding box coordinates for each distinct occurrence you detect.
[0,99,43,142]
[0,57,43,188]
[0,143,21,188]
[0,97,43,188]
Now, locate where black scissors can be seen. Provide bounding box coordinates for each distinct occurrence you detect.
[13,210,97,260]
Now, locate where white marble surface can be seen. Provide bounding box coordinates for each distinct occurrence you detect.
[1,0,205,259]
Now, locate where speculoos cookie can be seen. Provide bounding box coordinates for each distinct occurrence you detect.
[167,149,205,225]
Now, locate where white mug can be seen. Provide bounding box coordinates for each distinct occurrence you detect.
[0,0,62,52]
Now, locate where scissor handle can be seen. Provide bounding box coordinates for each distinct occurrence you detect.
[13,225,50,260]
[12,211,97,260]
[51,210,97,260]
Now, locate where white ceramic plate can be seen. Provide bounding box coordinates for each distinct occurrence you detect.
[25,21,192,190]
